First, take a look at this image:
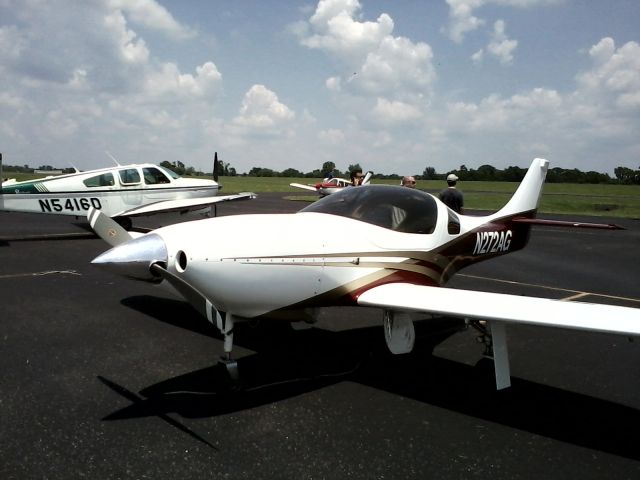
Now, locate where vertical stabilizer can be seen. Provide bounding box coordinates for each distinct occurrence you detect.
[493,158,549,218]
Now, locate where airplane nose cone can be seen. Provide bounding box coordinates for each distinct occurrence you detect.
[91,233,168,282]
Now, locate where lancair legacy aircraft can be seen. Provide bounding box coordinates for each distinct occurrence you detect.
[0,152,253,229]
[88,158,640,389]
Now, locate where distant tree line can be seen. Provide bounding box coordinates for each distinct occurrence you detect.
[3,160,640,184]
[424,164,640,184]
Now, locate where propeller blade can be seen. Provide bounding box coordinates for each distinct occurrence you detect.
[213,152,219,182]
[88,207,133,247]
[362,171,373,185]
[150,263,217,324]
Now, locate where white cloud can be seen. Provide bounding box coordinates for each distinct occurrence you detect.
[486,20,517,65]
[144,61,222,99]
[471,49,484,64]
[318,128,345,144]
[575,38,640,111]
[104,9,150,65]
[444,0,485,44]
[302,0,394,63]
[295,0,435,127]
[443,0,561,43]
[0,0,226,168]
[435,37,639,170]
[372,98,423,126]
[107,0,195,39]
[232,85,295,132]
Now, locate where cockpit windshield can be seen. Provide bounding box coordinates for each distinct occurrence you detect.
[300,185,438,234]
[158,166,180,179]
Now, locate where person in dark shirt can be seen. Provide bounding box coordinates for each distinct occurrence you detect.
[439,173,464,213]
[350,169,364,186]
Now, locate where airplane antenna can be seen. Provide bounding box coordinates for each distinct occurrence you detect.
[105,150,121,166]
[69,162,81,173]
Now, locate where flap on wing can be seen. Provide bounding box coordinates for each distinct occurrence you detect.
[113,192,256,218]
[357,283,640,336]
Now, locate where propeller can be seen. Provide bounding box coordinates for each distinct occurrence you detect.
[149,263,217,323]
[213,152,219,182]
[149,262,235,361]
[88,207,133,247]
[362,171,373,185]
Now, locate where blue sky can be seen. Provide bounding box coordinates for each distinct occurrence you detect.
[1,0,639,176]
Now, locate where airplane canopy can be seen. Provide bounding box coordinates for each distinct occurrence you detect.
[300,184,438,234]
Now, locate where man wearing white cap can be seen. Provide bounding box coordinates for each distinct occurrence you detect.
[439,173,464,213]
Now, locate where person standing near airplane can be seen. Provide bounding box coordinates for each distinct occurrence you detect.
[401,176,416,188]
[350,169,364,186]
[439,173,464,213]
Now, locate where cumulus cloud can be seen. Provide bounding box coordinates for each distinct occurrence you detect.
[294,0,434,124]
[232,85,295,132]
[301,0,394,63]
[444,0,485,44]
[486,20,518,65]
[0,0,225,168]
[443,0,560,43]
[144,61,222,99]
[107,0,195,39]
[437,37,640,167]
[575,37,640,111]
[372,98,423,126]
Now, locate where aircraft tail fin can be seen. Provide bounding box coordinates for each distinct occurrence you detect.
[492,158,549,219]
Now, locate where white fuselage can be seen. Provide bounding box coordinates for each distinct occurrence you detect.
[151,207,457,318]
[0,164,219,217]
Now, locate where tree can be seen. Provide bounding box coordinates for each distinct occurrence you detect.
[321,161,335,175]
[614,166,637,184]
[347,163,362,175]
[422,166,437,180]
[476,164,497,181]
[281,168,303,177]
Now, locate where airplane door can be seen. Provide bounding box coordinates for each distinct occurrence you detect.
[117,167,143,206]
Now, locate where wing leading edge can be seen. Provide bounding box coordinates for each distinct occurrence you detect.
[357,283,640,336]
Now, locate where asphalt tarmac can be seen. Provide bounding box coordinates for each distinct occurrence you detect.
[1,193,639,479]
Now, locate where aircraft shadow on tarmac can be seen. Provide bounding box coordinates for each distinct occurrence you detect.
[100,295,640,460]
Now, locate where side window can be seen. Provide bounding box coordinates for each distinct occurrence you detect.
[119,168,141,185]
[83,173,115,188]
[447,209,461,235]
[142,167,170,185]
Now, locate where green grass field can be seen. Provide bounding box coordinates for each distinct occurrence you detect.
[5,172,640,218]
[219,176,640,218]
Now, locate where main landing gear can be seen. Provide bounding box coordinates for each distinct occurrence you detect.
[468,319,511,390]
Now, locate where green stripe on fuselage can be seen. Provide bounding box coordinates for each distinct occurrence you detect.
[1,181,48,194]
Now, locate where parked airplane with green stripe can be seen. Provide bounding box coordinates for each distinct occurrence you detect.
[0,153,253,229]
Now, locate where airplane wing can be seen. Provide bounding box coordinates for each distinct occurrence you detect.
[357,283,640,336]
[290,183,318,192]
[112,192,256,218]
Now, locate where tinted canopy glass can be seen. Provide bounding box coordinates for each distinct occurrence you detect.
[300,185,438,234]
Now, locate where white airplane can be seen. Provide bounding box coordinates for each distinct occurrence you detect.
[290,171,373,196]
[0,152,254,229]
[88,158,640,389]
